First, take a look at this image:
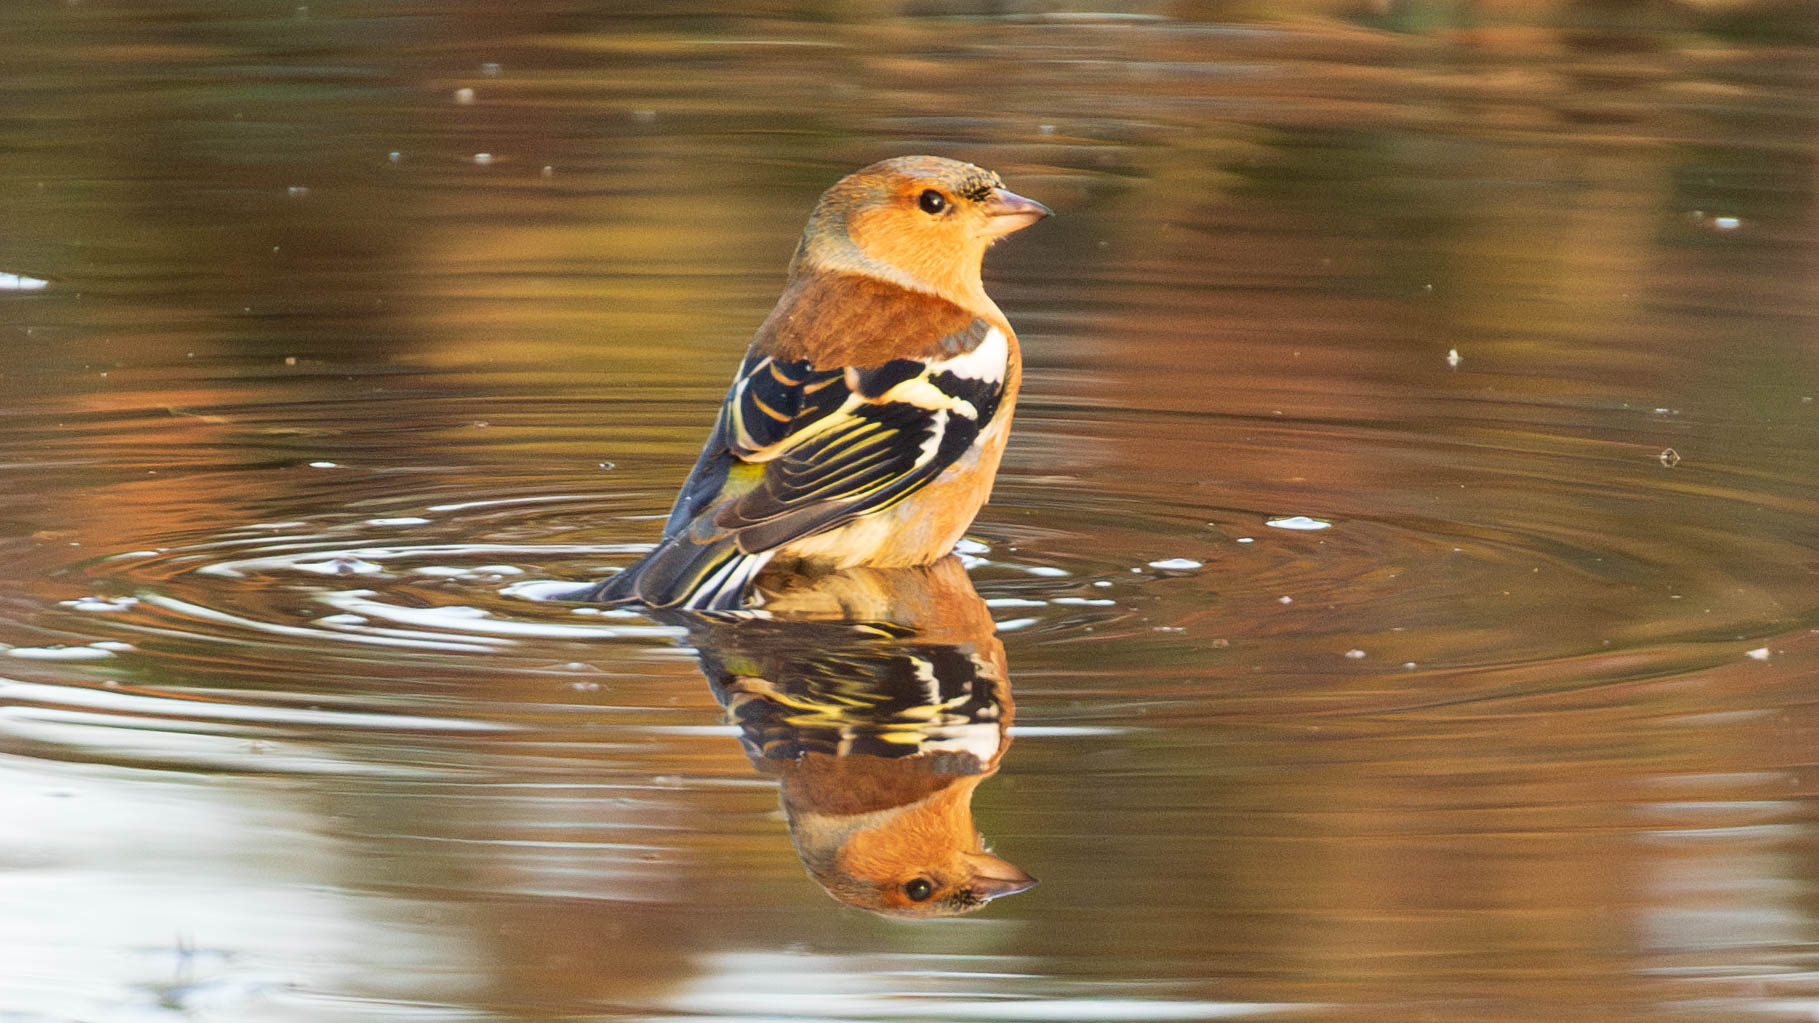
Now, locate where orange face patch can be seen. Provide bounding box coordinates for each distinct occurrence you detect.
[844,175,999,304]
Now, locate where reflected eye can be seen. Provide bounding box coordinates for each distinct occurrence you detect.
[903,878,935,902]
[917,190,948,215]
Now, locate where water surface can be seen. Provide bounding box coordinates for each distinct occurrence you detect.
[4,3,1819,1021]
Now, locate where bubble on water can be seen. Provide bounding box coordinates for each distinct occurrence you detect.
[432,605,490,620]
[1344,648,1366,659]
[1147,558,1202,571]
[308,461,339,469]
[472,153,494,165]
[286,186,309,198]
[500,579,592,602]
[388,151,402,162]
[1025,566,1069,577]
[480,62,502,76]
[8,645,115,661]
[414,566,473,578]
[1092,580,1112,588]
[454,87,476,104]
[1446,348,1462,368]
[60,596,139,612]
[1659,448,1681,468]
[292,557,384,576]
[1278,595,1293,604]
[1265,516,1331,532]
[1235,537,1254,544]
[1687,210,1744,232]
[1746,647,1770,661]
[1,272,49,291]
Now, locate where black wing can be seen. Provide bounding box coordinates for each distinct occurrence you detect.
[719,333,1006,553]
[600,320,1006,609]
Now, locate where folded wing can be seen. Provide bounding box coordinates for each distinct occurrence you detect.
[602,320,1007,610]
[716,321,1006,552]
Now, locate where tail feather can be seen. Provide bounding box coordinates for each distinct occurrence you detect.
[576,533,772,612]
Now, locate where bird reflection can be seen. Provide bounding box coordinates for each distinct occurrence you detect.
[657,556,1033,917]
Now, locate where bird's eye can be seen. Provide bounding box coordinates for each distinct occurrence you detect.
[917,190,948,215]
[903,878,935,902]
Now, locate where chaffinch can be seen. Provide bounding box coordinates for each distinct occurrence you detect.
[669,557,1035,916]
[581,156,1049,611]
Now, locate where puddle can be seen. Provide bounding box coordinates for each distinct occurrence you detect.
[3,5,1819,1022]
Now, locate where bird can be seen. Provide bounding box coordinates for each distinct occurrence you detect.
[669,557,1035,916]
[577,156,1049,611]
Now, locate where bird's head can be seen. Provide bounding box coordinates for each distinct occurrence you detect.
[829,843,1037,919]
[802,773,1036,918]
[793,155,1050,312]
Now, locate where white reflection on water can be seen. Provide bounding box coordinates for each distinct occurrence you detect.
[0,678,515,734]
[0,763,464,1020]
[669,952,1323,1019]
[194,543,643,580]
[0,677,515,775]
[0,271,50,290]
[316,590,683,642]
[135,593,505,653]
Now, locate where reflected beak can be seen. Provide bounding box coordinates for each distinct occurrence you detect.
[980,187,1051,238]
[964,852,1038,900]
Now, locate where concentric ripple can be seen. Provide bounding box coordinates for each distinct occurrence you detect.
[3,388,1814,779]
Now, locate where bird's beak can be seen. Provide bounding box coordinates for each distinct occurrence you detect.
[980,187,1051,237]
[964,852,1038,900]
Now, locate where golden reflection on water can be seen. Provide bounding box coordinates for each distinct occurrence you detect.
[665,558,1031,916]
